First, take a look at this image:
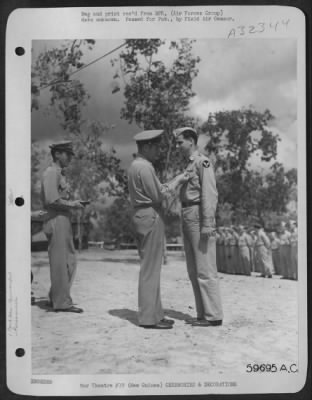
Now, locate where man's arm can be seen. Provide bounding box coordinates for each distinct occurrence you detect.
[260,232,271,249]
[42,169,83,210]
[199,159,218,235]
[140,166,188,204]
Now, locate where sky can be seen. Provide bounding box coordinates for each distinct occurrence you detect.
[31,38,297,170]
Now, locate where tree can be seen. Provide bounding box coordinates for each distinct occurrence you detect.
[215,163,298,227]
[264,163,297,214]
[104,197,135,244]
[66,120,127,201]
[202,108,279,173]
[31,141,47,210]
[112,39,201,178]
[65,120,128,248]
[32,39,96,133]
[201,107,280,217]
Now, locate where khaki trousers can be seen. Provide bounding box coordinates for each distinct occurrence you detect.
[238,246,251,275]
[43,215,77,309]
[132,207,165,325]
[255,245,274,276]
[182,206,223,321]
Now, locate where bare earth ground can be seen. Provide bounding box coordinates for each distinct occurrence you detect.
[31,249,298,375]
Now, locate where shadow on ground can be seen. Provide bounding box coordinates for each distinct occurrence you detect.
[32,298,55,313]
[109,308,193,326]
[109,309,139,326]
[164,309,192,321]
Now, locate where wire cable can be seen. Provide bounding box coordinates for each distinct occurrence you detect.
[40,41,127,90]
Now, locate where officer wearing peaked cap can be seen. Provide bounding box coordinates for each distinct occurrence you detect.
[41,140,86,313]
[128,130,190,329]
[175,127,223,327]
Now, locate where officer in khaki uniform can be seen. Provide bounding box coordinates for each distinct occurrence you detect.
[253,223,274,278]
[128,130,189,329]
[41,141,85,313]
[174,127,223,327]
[237,225,252,276]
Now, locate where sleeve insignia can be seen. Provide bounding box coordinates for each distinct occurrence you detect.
[202,160,210,168]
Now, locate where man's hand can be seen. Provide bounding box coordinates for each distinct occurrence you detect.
[178,171,193,184]
[200,227,216,239]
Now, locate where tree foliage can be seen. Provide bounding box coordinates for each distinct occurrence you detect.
[200,107,281,220]
[216,163,297,226]
[202,108,279,173]
[32,39,96,133]
[66,121,127,202]
[103,197,135,243]
[112,39,200,178]
[31,141,47,210]
[264,162,297,214]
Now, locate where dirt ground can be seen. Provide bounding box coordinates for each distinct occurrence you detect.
[31,249,298,375]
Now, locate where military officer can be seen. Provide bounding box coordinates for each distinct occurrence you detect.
[228,227,239,274]
[269,231,281,275]
[41,141,85,313]
[253,223,274,278]
[237,225,252,276]
[277,223,292,279]
[128,130,189,329]
[289,221,298,280]
[174,127,223,327]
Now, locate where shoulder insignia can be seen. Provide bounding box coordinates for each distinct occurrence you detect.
[202,160,210,168]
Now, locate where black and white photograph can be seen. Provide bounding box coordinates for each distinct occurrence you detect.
[6,5,307,396]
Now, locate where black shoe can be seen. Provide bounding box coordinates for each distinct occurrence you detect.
[191,319,222,327]
[140,322,173,329]
[185,317,204,324]
[160,318,175,325]
[55,306,83,313]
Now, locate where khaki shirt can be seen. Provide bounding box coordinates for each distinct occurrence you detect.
[278,231,291,245]
[270,237,281,250]
[128,155,172,208]
[238,232,253,247]
[41,163,72,217]
[290,229,298,245]
[255,231,271,249]
[180,150,218,228]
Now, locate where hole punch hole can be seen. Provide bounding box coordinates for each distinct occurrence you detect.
[15,47,25,56]
[15,348,25,357]
[15,197,24,206]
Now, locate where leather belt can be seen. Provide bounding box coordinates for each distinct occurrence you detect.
[181,201,201,208]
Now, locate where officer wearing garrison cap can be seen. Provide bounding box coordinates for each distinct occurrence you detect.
[128,130,189,329]
[41,141,86,313]
[174,127,223,327]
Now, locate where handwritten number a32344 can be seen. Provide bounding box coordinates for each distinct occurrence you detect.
[228,22,269,38]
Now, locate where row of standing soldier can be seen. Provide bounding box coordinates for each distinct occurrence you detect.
[215,222,298,280]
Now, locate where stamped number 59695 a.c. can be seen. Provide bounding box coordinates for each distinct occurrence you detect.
[246,364,298,373]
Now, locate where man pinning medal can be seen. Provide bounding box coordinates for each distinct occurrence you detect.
[128,130,190,329]
[174,127,223,327]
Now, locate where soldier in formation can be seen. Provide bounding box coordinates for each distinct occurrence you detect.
[215,222,298,280]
